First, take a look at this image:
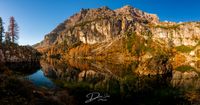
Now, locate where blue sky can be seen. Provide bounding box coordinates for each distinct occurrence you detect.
[0,0,200,45]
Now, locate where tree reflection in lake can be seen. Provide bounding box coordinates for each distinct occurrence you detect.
[5,62,41,75]
[39,58,191,105]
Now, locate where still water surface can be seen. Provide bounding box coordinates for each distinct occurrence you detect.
[25,69,55,88]
[9,59,200,105]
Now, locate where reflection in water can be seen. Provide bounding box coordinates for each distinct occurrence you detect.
[5,62,41,75]
[4,58,200,104]
[4,62,56,88]
[38,58,192,105]
[25,69,56,88]
[197,60,200,68]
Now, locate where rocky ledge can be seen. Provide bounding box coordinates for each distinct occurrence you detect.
[0,43,40,63]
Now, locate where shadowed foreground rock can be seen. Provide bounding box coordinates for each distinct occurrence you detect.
[0,43,40,63]
[0,74,76,105]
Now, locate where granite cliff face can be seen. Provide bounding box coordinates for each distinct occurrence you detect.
[34,5,200,65]
[35,5,199,50]
[34,5,159,50]
[151,22,200,46]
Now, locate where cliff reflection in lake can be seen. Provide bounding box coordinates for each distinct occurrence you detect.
[16,59,200,104]
[37,58,192,105]
[25,70,56,88]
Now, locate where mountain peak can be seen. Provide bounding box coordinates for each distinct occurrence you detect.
[34,5,160,50]
[120,5,134,10]
[115,5,159,23]
[100,6,110,10]
[115,5,137,14]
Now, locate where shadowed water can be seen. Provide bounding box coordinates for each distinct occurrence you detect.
[5,59,200,105]
[25,69,56,88]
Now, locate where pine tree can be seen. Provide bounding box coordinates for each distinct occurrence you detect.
[5,32,11,44]
[0,17,4,46]
[8,16,19,43]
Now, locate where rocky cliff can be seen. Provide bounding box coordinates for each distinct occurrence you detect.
[35,5,159,50]
[34,5,200,63]
[0,43,40,63]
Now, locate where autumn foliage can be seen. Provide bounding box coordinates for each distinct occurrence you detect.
[8,16,19,43]
[68,44,90,58]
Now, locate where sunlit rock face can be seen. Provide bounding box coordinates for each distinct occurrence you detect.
[152,22,200,46]
[34,5,160,50]
[35,5,200,53]
[114,5,159,24]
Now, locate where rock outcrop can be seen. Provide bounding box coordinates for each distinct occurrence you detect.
[151,22,200,46]
[34,5,160,51]
[35,5,199,53]
[0,74,75,105]
[34,5,200,75]
[115,5,159,24]
[0,44,40,62]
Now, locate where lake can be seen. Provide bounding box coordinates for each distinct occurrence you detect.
[7,59,200,105]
